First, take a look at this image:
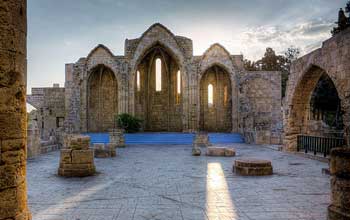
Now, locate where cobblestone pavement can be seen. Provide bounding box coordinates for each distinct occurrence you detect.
[27,144,330,220]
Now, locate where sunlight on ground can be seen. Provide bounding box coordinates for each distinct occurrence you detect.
[206,162,237,219]
[32,181,112,219]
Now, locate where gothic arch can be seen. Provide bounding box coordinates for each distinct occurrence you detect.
[199,65,235,132]
[284,63,347,150]
[198,44,239,132]
[133,43,184,131]
[128,24,189,130]
[87,64,118,132]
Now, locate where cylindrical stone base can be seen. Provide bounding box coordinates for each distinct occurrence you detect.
[234,159,273,176]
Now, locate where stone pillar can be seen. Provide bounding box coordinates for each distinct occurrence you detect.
[109,129,125,148]
[193,131,211,148]
[27,127,41,158]
[0,0,31,219]
[328,148,350,220]
[58,135,95,177]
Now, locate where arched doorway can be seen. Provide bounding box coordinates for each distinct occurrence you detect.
[87,65,118,132]
[285,65,344,149]
[309,73,344,136]
[200,65,232,132]
[134,44,183,131]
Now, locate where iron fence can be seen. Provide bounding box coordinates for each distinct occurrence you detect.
[297,135,345,157]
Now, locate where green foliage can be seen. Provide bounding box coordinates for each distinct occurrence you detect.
[332,2,350,35]
[116,113,142,133]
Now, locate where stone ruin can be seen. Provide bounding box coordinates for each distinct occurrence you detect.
[93,143,116,158]
[233,158,273,176]
[58,135,95,177]
[109,129,125,148]
[328,148,350,220]
[206,147,236,157]
[193,132,211,148]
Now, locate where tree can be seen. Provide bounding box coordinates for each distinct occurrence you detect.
[331,2,350,35]
[243,59,258,71]
[346,0,350,13]
[281,47,300,97]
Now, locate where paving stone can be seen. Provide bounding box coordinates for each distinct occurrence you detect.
[27,143,330,220]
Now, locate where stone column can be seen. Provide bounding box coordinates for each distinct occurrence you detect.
[328,148,350,220]
[0,0,31,219]
[109,128,125,148]
[27,126,41,158]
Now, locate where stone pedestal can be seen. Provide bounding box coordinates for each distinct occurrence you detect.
[328,148,350,220]
[193,132,211,148]
[109,129,125,148]
[94,143,116,158]
[234,159,273,176]
[192,147,201,156]
[206,147,236,157]
[58,135,95,177]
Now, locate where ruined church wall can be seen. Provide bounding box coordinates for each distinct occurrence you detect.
[284,28,350,150]
[62,24,283,145]
[240,71,282,144]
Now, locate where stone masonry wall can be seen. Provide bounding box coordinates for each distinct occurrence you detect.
[27,85,65,142]
[284,28,350,151]
[240,71,282,144]
[60,23,283,145]
[0,0,31,219]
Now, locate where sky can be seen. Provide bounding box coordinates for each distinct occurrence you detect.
[27,0,347,92]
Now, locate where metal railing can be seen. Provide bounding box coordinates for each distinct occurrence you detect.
[297,135,345,157]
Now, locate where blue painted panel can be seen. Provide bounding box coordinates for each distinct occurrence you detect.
[85,132,244,145]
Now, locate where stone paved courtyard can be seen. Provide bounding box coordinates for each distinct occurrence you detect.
[27,144,330,220]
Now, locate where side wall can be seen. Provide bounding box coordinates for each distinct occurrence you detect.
[284,29,350,151]
[240,71,283,145]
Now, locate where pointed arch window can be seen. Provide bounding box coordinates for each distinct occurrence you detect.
[177,70,181,94]
[208,84,213,106]
[176,70,181,104]
[136,71,141,92]
[155,58,162,91]
[224,85,228,106]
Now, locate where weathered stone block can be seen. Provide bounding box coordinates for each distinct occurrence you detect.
[331,177,350,210]
[59,149,72,164]
[58,167,95,177]
[58,148,95,177]
[225,148,236,157]
[330,148,350,177]
[234,159,273,176]
[206,147,225,156]
[193,132,211,148]
[206,147,235,157]
[71,150,94,164]
[109,129,125,148]
[192,147,201,156]
[106,143,117,157]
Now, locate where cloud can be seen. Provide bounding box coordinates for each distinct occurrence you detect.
[241,19,334,59]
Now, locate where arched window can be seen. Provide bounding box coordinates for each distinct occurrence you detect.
[177,70,181,94]
[208,84,213,106]
[136,71,141,91]
[155,58,162,91]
